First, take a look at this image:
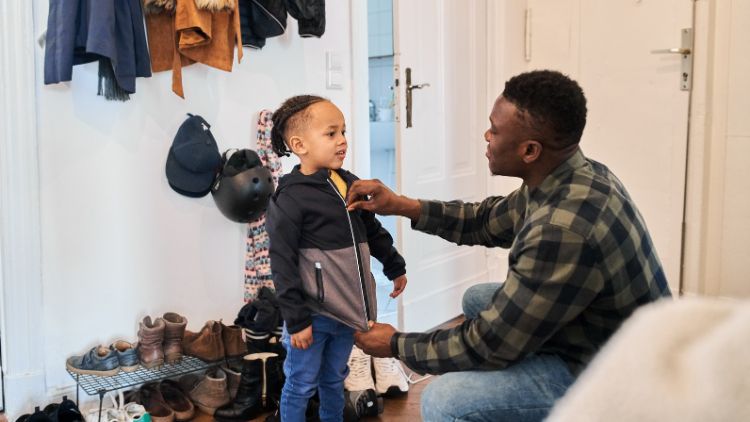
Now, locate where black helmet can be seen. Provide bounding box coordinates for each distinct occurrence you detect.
[211,149,274,223]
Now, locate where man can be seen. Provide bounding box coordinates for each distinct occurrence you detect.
[346,70,672,422]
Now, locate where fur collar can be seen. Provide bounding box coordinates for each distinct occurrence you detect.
[142,0,235,14]
[195,0,235,11]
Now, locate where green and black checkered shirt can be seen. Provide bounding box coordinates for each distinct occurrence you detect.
[391,150,672,375]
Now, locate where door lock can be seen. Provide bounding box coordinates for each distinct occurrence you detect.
[405,67,431,128]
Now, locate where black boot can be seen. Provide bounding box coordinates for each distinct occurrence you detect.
[214,352,279,422]
[265,350,285,411]
[244,328,271,354]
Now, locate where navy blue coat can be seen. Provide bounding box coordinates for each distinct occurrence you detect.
[44,0,151,95]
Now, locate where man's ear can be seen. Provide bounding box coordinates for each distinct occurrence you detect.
[289,135,306,155]
[518,140,542,163]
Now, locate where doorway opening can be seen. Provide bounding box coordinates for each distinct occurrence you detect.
[367,0,398,326]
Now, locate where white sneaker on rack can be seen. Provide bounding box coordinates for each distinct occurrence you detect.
[373,357,410,395]
[344,345,375,392]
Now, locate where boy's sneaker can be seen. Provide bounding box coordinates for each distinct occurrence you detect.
[344,346,375,392]
[373,357,410,395]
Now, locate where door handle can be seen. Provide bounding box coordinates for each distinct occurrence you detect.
[650,48,691,55]
[650,28,693,91]
[405,67,430,128]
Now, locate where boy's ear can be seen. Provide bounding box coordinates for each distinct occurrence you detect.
[288,135,306,155]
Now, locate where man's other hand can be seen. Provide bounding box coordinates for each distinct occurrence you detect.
[354,321,397,358]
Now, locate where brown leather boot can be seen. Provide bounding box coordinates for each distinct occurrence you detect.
[136,381,175,422]
[178,367,231,415]
[161,312,187,364]
[221,322,247,358]
[138,316,166,369]
[183,320,224,362]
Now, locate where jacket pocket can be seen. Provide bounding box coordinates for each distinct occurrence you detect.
[315,262,324,303]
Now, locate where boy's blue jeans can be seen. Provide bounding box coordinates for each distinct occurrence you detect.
[420,283,576,422]
[281,315,355,422]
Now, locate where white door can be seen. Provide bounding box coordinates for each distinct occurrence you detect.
[526,0,692,293]
[393,0,489,331]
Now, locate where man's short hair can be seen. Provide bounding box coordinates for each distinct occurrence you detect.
[502,70,587,149]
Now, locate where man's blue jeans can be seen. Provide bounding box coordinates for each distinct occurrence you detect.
[281,315,354,422]
[421,283,576,422]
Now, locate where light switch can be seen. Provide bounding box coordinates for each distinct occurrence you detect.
[327,70,343,89]
[326,51,344,90]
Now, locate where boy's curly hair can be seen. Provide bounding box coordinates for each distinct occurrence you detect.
[502,70,587,149]
[271,95,328,157]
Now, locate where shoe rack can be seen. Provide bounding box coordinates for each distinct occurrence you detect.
[66,355,231,422]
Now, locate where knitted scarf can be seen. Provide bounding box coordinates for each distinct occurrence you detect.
[244,110,283,302]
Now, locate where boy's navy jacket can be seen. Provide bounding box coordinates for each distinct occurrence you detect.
[266,166,406,334]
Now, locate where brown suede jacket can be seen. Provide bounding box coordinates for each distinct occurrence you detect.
[143,0,243,98]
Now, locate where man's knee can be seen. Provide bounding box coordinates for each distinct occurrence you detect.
[462,283,501,319]
[421,376,455,421]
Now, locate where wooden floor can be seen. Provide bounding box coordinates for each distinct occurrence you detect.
[193,371,434,422]
[194,316,464,422]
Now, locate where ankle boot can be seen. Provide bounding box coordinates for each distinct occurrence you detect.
[221,361,243,399]
[138,316,166,369]
[183,320,224,362]
[178,368,231,415]
[213,352,279,421]
[161,312,187,364]
[221,322,247,358]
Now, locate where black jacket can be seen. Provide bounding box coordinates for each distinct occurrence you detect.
[266,167,406,334]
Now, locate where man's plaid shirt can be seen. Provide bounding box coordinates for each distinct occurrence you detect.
[391,150,672,375]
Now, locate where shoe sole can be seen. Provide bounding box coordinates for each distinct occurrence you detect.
[65,362,120,376]
[141,359,164,369]
[165,354,183,364]
[380,386,409,397]
[120,364,140,372]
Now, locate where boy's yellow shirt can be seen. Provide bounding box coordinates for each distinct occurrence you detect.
[329,170,347,198]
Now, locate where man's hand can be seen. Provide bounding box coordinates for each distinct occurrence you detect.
[291,325,313,349]
[354,321,397,357]
[390,275,407,298]
[346,179,422,221]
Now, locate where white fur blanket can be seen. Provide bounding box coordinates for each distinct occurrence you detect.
[547,298,750,422]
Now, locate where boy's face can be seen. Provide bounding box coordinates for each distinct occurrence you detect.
[290,101,347,174]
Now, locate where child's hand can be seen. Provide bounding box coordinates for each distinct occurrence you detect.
[390,275,407,298]
[291,325,313,349]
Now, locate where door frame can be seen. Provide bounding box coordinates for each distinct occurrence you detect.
[0,0,47,416]
[681,0,734,297]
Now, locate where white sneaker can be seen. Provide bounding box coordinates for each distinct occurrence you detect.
[373,357,410,395]
[344,345,375,391]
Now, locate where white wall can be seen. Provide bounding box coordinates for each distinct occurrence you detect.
[485,0,528,282]
[6,0,353,413]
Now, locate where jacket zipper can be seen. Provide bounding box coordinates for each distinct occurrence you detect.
[315,262,324,303]
[326,179,371,322]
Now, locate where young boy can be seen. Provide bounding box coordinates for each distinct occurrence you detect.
[266,95,407,421]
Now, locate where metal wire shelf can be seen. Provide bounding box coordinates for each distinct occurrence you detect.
[66,355,215,397]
